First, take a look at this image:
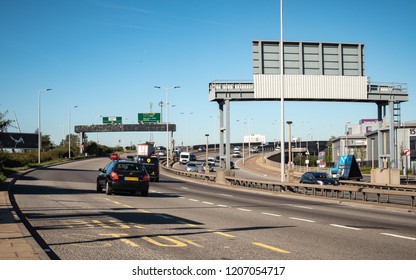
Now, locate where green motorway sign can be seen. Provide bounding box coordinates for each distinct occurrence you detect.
[103,116,122,124]
[138,113,160,123]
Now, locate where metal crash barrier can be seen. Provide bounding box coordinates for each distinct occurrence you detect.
[160,160,415,208]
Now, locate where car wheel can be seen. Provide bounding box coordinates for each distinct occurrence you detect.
[141,189,149,197]
[96,182,102,192]
[105,182,112,195]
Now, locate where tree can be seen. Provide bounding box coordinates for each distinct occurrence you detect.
[0,110,12,132]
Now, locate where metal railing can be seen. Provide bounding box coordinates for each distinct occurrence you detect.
[160,159,416,208]
[367,82,407,93]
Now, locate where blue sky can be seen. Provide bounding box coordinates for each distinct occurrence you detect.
[1,0,415,148]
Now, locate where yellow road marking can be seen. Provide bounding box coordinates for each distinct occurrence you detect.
[141,236,187,247]
[174,237,204,248]
[91,220,112,228]
[100,234,140,247]
[208,230,236,238]
[137,209,150,213]
[109,220,130,229]
[251,242,291,254]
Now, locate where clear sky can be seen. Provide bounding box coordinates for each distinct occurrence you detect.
[1,0,415,148]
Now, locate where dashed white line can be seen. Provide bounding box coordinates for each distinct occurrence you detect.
[261,212,282,217]
[189,199,200,202]
[291,205,314,210]
[290,217,315,223]
[217,205,230,208]
[330,224,362,231]
[380,233,416,241]
[202,201,214,205]
[237,208,252,212]
[181,187,189,190]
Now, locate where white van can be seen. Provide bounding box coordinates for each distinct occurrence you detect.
[179,152,191,164]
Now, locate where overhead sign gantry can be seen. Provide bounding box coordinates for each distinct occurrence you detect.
[209,40,408,173]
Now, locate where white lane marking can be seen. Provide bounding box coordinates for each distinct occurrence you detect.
[217,205,230,208]
[220,193,233,197]
[290,217,315,223]
[189,199,200,202]
[181,187,189,190]
[202,201,214,205]
[291,205,314,210]
[238,208,252,212]
[380,233,416,241]
[330,224,362,231]
[261,212,282,217]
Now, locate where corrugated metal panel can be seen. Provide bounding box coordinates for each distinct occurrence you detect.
[252,41,364,76]
[253,74,367,100]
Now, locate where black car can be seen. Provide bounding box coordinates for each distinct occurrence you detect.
[299,171,339,186]
[134,156,159,182]
[97,160,150,196]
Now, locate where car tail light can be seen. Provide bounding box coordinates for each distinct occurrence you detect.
[109,171,119,181]
[142,174,150,182]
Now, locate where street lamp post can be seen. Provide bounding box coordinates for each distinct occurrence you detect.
[345,121,350,155]
[286,121,292,182]
[306,133,311,171]
[279,0,285,182]
[205,134,209,174]
[155,85,180,168]
[37,88,52,164]
[68,105,78,159]
[181,112,193,152]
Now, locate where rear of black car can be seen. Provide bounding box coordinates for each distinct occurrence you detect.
[135,156,159,182]
[97,160,150,196]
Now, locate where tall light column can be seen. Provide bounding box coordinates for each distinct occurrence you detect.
[155,85,180,168]
[68,105,78,159]
[287,121,292,182]
[37,88,52,164]
[345,121,350,155]
[181,112,193,152]
[279,0,285,182]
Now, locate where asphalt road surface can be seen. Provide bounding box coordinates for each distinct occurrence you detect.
[10,158,416,260]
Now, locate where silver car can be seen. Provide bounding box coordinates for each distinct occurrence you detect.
[185,162,199,172]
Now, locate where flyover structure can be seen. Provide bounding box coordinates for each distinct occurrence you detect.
[74,123,176,152]
[209,40,408,176]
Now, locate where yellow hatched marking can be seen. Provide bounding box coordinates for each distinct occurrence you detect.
[99,234,140,247]
[134,225,145,229]
[122,204,133,208]
[186,223,199,227]
[208,230,236,238]
[91,220,112,228]
[251,242,291,254]
[109,220,130,229]
[141,236,187,247]
[173,237,204,248]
